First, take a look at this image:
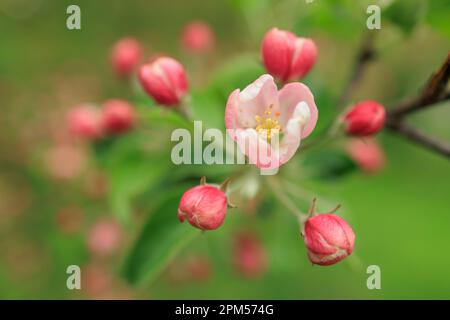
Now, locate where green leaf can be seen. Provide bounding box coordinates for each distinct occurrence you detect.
[100,133,172,223]
[383,0,427,35]
[122,187,199,285]
[302,149,357,181]
[426,0,450,38]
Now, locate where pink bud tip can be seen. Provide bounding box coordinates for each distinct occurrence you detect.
[346,138,386,174]
[67,105,103,140]
[344,100,386,136]
[87,217,123,257]
[261,28,318,82]
[233,232,268,278]
[138,56,189,107]
[303,213,355,266]
[177,184,228,230]
[181,21,215,54]
[101,99,135,135]
[111,37,143,78]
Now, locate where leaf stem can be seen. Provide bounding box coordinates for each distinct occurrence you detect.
[266,176,307,224]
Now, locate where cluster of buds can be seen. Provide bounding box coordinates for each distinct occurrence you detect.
[67,99,135,141]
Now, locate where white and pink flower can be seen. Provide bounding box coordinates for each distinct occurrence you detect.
[225,74,318,171]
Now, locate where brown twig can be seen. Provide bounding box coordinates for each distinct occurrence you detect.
[388,52,450,118]
[386,119,450,157]
[386,52,450,159]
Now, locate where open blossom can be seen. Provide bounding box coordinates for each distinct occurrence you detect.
[225,74,318,170]
[111,37,143,78]
[262,28,317,82]
[302,212,355,266]
[139,56,188,106]
[181,21,215,53]
[346,138,385,174]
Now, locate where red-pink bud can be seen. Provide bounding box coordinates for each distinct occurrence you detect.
[178,184,228,230]
[233,232,268,278]
[138,56,188,107]
[101,99,135,135]
[111,37,143,78]
[303,213,355,266]
[181,21,215,53]
[346,138,385,174]
[67,105,103,140]
[344,100,386,136]
[261,28,317,82]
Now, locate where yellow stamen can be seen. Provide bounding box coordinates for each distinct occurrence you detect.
[255,106,282,141]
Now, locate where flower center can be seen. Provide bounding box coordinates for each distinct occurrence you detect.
[255,106,282,141]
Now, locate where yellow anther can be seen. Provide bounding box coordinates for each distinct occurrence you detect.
[254,106,282,141]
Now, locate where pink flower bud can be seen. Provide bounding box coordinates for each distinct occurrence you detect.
[346,138,385,174]
[302,213,355,266]
[178,183,228,230]
[261,28,317,82]
[111,37,143,78]
[138,56,188,107]
[101,99,135,135]
[87,217,123,257]
[67,105,103,140]
[344,100,386,136]
[181,21,215,53]
[233,232,268,278]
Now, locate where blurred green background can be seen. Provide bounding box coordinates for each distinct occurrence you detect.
[0,0,449,299]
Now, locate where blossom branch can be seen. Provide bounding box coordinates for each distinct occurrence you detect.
[386,52,450,158]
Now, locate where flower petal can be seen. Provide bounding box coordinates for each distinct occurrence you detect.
[278,102,309,164]
[239,74,279,120]
[235,128,281,169]
[278,82,318,139]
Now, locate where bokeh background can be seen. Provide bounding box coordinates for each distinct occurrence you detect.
[0,0,449,299]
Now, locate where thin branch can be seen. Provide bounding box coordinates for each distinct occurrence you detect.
[385,119,450,157]
[386,52,450,159]
[388,52,450,118]
[337,32,377,107]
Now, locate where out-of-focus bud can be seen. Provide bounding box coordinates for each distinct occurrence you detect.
[101,99,135,135]
[344,100,386,136]
[87,217,123,257]
[111,37,143,78]
[177,177,231,230]
[45,144,87,180]
[233,232,268,278]
[55,206,84,235]
[67,105,103,140]
[185,255,212,281]
[346,138,385,174]
[302,202,355,266]
[261,28,317,82]
[82,263,113,298]
[139,56,188,106]
[181,21,215,54]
